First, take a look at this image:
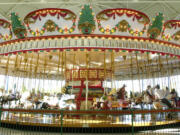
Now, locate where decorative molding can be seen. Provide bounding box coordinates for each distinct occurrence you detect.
[0,35,179,57]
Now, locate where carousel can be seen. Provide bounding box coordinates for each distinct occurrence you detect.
[0,4,179,132]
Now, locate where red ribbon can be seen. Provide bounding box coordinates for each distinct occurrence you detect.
[31,11,68,21]
[116,12,124,17]
[105,12,116,19]
[31,14,39,20]
[49,12,57,16]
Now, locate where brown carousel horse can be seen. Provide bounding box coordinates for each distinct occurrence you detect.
[116,85,130,109]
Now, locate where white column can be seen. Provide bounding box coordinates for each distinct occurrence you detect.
[85,80,89,110]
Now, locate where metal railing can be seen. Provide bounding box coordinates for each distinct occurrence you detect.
[0,108,180,135]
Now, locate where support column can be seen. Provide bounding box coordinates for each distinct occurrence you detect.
[85,80,89,110]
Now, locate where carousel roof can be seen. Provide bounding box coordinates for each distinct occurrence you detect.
[0,0,180,21]
[0,0,179,81]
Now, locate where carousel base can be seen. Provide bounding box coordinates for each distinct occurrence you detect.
[1,121,180,133]
[1,114,180,133]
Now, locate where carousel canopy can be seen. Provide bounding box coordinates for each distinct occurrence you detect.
[0,0,180,21]
[0,0,179,81]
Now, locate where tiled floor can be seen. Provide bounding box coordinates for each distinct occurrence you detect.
[0,127,180,135]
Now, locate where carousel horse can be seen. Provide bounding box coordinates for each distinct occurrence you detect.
[170,89,179,107]
[35,101,50,109]
[152,87,177,119]
[116,85,130,109]
[92,97,106,110]
[152,87,174,110]
[20,92,49,110]
[130,92,143,109]
[128,90,154,110]
[20,101,35,109]
[153,95,175,109]
[0,91,21,107]
[43,95,60,109]
[31,95,51,110]
[57,94,76,110]
[92,93,113,110]
[43,94,76,110]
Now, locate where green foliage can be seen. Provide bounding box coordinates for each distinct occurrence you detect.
[11,12,26,39]
[149,13,163,31]
[148,13,164,39]
[78,5,95,34]
[78,5,95,26]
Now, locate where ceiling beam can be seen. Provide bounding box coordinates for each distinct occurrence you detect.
[94,1,180,4]
[0,2,81,5]
[0,1,178,5]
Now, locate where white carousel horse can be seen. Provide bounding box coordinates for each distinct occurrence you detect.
[43,95,59,109]
[57,94,76,110]
[20,100,35,109]
[42,94,76,110]
[20,92,49,109]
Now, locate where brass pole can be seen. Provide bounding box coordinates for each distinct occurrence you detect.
[72,52,76,94]
[61,51,64,76]
[64,51,66,79]
[5,55,10,93]
[60,51,64,93]
[85,52,89,110]
[104,51,106,94]
[22,53,28,93]
[166,56,171,88]
[130,54,134,97]
[16,55,23,92]
[57,50,61,93]
[158,55,163,88]
[135,53,141,93]
[140,52,145,91]
[43,54,47,93]
[111,51,114,89]
[34,53,39,92]
[169,57,176,89]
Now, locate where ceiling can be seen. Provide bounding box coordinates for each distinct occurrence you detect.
[0,0,180,22]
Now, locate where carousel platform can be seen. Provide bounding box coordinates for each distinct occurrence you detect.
[0,109,180,133]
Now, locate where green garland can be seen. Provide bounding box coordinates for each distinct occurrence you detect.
[97,20,146,36]
[26,21,76,36]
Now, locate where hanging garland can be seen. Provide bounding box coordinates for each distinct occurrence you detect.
[24,8,76,36]
[0,19,12,41]
[128,25,147,36]
[97,19,147,36]
[161,20,180,41]
[97,19,117,34]
[24,8,76,24]
[26,19,76,36]
[96,9,150,23]
[96,9,149,35]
